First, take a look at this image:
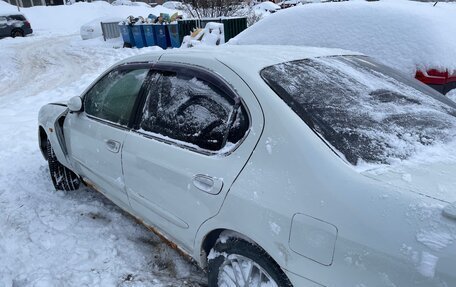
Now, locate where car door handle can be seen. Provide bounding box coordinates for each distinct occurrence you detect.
[105,139,121,153]
[192,174,223,195]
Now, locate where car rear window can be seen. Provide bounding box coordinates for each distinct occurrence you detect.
[261,56,456,166]
[9,15,26,21]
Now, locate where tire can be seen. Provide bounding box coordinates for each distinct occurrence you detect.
[208,238,293,287]
[47,140,80,191]
[11,29,24,38]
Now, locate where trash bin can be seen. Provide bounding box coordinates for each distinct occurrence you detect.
[143,24,156,47]
[177,19,198,44]
[221,17,247,43]
[167,23,180,48]
[119,22,135,48]
[153,24,169,49]
[131,23,146,48]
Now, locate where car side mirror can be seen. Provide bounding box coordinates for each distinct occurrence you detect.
[68,96,83,112]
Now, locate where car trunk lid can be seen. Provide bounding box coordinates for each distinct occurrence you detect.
[362,161,456,204]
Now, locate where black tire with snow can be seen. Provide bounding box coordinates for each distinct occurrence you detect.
[11,29,24,38]
[208,238,293,287]
[47,140,80,191]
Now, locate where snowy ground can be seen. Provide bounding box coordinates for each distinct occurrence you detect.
[0,34,206,286]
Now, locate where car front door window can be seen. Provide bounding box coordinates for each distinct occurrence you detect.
[84,68,149,126]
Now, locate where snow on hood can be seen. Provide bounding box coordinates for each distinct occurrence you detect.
[231,0,456,77]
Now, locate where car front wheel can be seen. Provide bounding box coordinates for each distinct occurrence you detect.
[47,140,80,191]
[208,238,293,287]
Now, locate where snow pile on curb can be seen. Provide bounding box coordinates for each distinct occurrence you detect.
[231,0,456,76]
[0,1,178,35]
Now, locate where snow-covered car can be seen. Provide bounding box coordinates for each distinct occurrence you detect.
[111,0,151,7]
[38,45,456,287]
[0,13,33,38]
[253,2,281,13]
[232,1,456,95]
[162,1,184,10]
[80,17,123,40]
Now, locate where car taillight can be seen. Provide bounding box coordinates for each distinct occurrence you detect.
[448,70,456,84]
[415,69,448,85]
[24,21,31,28]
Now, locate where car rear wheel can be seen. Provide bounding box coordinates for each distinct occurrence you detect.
[208,238,293,287]
[47,140,80,191]
[11,29,24,38]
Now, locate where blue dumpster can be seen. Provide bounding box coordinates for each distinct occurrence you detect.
[131,24,146,48]
[119,23,135,48]
[153,24,169,49]
[143,24,156,47]
[167,23,180,48]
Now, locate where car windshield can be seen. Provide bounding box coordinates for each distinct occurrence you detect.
[261,56,456,166]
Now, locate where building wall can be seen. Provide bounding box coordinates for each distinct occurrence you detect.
[3,0,46,7]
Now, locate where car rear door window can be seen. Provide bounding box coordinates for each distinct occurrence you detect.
[84,68,149,126]
[139,72,248,151]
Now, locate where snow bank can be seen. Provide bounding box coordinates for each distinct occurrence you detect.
[0,0,17,14]
[0,1,179,35]
[231,0,456,76]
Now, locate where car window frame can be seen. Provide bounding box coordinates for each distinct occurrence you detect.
[9,15,26,21]
[81,62,156,131]
[132,62,252,157]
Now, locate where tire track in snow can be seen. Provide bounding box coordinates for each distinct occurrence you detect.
[0,35,207,286]
[1,35,85,98]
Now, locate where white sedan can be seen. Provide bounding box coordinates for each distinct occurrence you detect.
[38,46,456,287]
[80,17,123,40]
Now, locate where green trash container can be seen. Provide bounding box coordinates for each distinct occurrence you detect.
[221,17,247,42]
[198,18,222,29]
[177,19,198,44]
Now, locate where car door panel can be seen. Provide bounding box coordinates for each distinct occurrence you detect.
[65,114,129,207]
[64,66,151,210]
[122,61,264,252]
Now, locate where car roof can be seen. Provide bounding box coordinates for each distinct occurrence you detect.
[121,45,360,72]
[0,13,25,17]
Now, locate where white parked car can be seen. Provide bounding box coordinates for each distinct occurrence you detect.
[162,1,184,10]
[80,17,123,40]
[253,2,281,13]
[38,46,456,287]
[111,0,151,7]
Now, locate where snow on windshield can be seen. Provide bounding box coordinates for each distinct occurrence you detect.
[261,56,456,166]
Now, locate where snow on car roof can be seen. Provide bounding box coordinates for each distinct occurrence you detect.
[253,2,281,11]
[231,0,456,76]
[121,45,360,72]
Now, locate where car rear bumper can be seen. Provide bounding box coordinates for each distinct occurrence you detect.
[24,28,33,35]
[427,82,456,95]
